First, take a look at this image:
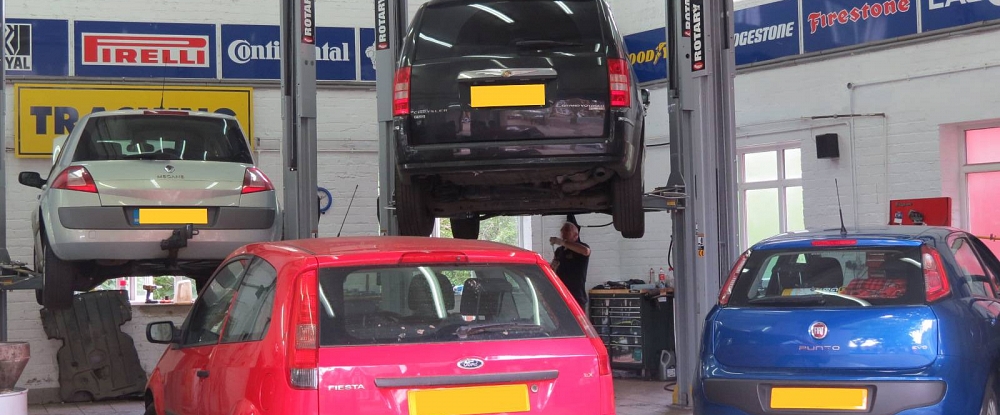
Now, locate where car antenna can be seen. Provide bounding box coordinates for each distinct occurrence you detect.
[158,64,167,109]
[835,179,848,236]
[337,185,359,237]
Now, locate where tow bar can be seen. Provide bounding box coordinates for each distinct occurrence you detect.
[161,224,198,261]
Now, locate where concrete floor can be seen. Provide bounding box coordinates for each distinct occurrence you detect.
[26,379,693,415]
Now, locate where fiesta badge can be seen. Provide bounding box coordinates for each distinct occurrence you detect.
[457,358,484,370]
[809,322,829,340]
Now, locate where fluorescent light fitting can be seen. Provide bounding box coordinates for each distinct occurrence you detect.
[554,1,573,14]
[419,33,453,48]
[470,4,514,23]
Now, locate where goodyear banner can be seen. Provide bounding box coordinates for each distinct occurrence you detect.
[923,0,1000,32]
[623,28,669,84]
[14,84,253,158]
[734,0,800,65]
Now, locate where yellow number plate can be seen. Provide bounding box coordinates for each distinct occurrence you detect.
[470,84,545,108]
[138,208,208,225]
[408,384,530,415]
[771,387,868,411]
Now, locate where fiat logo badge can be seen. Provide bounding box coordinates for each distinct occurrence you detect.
[810,322,829,340]
[457,358,484,370]
[501,70,512,78]
[164,165,175,173]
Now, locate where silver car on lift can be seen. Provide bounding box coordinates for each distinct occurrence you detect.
[18,110,282,309]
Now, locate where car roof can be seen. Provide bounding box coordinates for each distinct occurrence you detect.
[752,226,961,250]
[244,236,542,264]
[85,109,238,120]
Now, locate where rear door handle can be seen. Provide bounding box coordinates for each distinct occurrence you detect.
[196,370,210,379]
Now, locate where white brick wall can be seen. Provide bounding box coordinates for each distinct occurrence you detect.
[735,28,1000,231]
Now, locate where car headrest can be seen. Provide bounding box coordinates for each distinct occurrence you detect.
[805,257,844,288]
[127,142,155,153]
[95,141,123,158]
[408,277,437,316]
[460,278,513,318]
[435,273,455,311]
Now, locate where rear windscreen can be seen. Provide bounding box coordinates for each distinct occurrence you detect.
[318,264,583,346]
[728,247,925,307]
[73,115,254,163]
[413,0,605,61]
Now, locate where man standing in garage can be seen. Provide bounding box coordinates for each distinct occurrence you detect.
[550,215,592,309]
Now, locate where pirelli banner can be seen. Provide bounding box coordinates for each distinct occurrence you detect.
[14,83,254,158]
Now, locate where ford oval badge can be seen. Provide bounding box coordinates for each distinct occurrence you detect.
[457,358,484,370]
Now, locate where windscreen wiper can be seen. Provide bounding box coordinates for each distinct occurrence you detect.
[747,295,827,306]
[122,153,174,160]
[456,323,544,339]
[810,289,871,307]
[514,40,584,49]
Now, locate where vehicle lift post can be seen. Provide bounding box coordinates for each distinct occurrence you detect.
[375,0,407,236]
[280,0,320,240]
[665,0,740,406]
[0,0,10,342]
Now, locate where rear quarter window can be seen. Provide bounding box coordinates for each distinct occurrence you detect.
[728,247,925,307]
[413,0,606,61]
[318,264,583,346]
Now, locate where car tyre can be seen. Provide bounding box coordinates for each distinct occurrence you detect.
[396,181,434,236]
[982,375,998,415]
[41,237,77,310]
[612,141,645,239]
[145,400,156,415]
[451,217,480,240]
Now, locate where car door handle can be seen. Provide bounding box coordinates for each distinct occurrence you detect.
[196,370,210,379]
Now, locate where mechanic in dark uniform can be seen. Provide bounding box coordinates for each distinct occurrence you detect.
[549,215,591,309]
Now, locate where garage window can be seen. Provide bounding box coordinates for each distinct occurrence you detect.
[738,147,804,249]
[963,128,1000,258]
[436,216,532,249]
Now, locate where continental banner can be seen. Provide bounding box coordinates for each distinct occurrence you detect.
[14,83,253,158]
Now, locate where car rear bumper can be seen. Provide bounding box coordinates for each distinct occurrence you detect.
[48,227,280,260]
[696,378,946,415]
[394,110,640,180]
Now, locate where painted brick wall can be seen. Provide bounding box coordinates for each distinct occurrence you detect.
[735,28,1000,232]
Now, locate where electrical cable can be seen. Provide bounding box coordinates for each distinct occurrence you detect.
[583,222,615,228]
[667,234,674,269]
[646,142,671,148]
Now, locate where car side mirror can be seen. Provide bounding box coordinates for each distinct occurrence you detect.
[18,172,46,189]
[147,321,180,344]
[641,89,651,111]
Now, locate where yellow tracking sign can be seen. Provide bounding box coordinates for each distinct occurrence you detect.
[14,83,254,158]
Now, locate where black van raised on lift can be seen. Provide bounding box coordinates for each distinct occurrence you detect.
[392,0,648,239]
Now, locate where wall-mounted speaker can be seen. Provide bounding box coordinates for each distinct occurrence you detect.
[816,133,840,159]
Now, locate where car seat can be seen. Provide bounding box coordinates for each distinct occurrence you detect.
[460,278,514,321]
[766,263,807,296]
[406,276,442,321]
[804,257,844,289]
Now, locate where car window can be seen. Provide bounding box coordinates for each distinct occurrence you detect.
[72,115,254,163]
[221,258,278,343]
[181,259,247,347]
[729,246,925,307]
[951,237,998,298]
[413,0,605,62]
[318,264,582,346]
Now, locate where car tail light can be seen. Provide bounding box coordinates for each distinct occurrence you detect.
[50,166,98,193]
[923,245,951,303]
[393,66,411,116]
[718,250,750,306]
[577,314,611,376]
[287,269,319,389]
[811,239,858,247]
[608,58,631,108]
[242,167,274,194]
[398,252,469,265]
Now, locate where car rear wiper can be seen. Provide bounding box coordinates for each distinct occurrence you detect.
[456,323,544,339]
[747,295,827,306]
[810,289,870,307]
[514,40,584,49]
[122,153,174,160]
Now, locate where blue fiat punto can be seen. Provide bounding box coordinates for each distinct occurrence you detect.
[696,227,1000,415]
